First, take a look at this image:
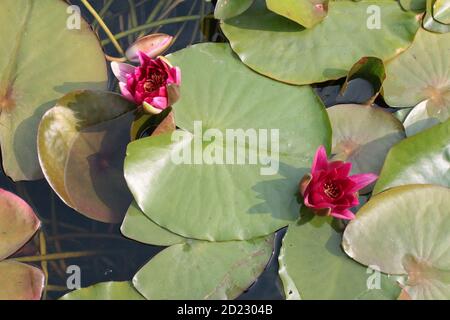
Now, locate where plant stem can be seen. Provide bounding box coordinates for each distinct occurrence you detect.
[12,250,123,263]
[80,0,125,56]
[92,0,115,30]
[102,15,201,44]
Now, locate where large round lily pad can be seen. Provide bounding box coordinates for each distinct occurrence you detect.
[133,236,273,300]
[60,281,145,300]
[121,201,185,246]
[0,260,45,300]
[373,120,450,194]
[38,91,136,223]
[383,27,450,122]
[328,104,405,179]
[221,0,419,85]
[124,43,331,241]
[343,184,450,300]
[0,0,108,181]
[0,189,40,260]
[279,210,401,300]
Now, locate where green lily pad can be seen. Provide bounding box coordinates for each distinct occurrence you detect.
[0,189,40,260]
[423,0,450,32]
[0,260,45,300]
[279,211,401,299]
[124,43,331,241]
[266,0,328,28]
[327,104,405,180]
[340,57,386,104]
[343,184,450,300]
[130,107,175,141]
[133,236,273,300]
[38,91,136,223]
[433,0,450,24]
[60,281,145,300]
[383,27,450,117]
[0,0,108,181]
[373,120,450,194]
[121,201,185,246]
[399,0,427,11]
[214,0,255,20]
[403,100,442,136]
[393,107,413,122]
[221,0,419,85]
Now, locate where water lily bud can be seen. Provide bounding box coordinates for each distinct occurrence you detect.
[126,33,173,63]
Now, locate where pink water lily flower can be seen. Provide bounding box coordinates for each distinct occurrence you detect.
[299,146,378,220]
[111,52,181,114]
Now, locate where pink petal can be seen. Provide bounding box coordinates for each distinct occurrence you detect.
[138,51,151,65]
[119,83,136,103]
[311,145,328,173]
[150,96,168,109]
[331,209,355,220]
[170,66,181,85]
[111,62,135,82]
[333,162,352,178]
[348,173,378,192]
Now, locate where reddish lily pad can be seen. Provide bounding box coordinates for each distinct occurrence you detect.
[0,260,45,300]
[38,91,136,223]
[0,189,40,260]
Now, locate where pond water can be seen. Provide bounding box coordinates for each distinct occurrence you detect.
[0,0,383,300]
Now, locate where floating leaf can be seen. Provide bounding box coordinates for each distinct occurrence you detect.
[0,0,108,181]
[214,0,255,20]
[423,0,450,32]
[383,28,450,120]
[0,260,45,300]
[327,104,405,184]
[38,91,136,223]
[221,0,419,85]
[340,57,386,104]
[60,281,145,300]
[266,0,328,28]
[279,210,401,299]
[0,189,40,260]
[121,201,185,246]
[393,107,413,122]
[124,43,331,241]
[373,120,450,194]
[130,107,175,141]
[433,0,450,24]
[133,236,273,300]
[399,0,427,11]
[403,100,442,136]
[343,184,450,300]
